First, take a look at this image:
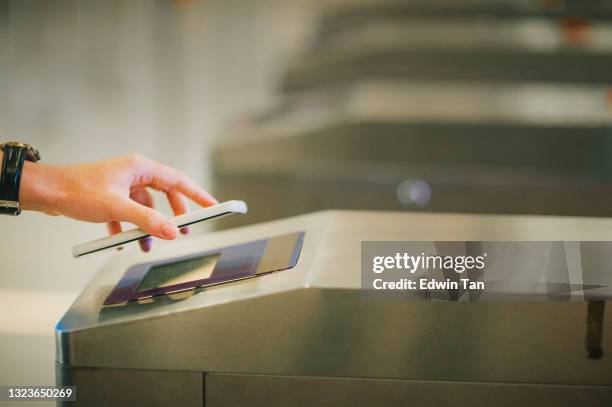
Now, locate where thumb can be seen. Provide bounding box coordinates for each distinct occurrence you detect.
[117,198,179,240]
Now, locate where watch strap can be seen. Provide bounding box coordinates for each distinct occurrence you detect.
[0,146,28,215]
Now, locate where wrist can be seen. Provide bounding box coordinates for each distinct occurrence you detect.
[19,159,64,215]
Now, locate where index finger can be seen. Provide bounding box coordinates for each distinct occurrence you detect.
[140,159,218,207]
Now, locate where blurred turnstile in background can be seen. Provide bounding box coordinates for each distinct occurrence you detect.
[213,0,612,229]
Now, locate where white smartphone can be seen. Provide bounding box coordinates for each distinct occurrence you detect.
[71,200,247,258]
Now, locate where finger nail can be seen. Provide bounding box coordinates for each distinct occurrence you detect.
[140,237,153,252]
[180,226,189,235]
[162,223,178,239]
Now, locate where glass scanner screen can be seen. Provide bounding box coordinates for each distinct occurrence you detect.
[136,254,220,292]
[103,232,304,305]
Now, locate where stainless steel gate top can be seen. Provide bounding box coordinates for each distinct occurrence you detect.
[56,210,612,386]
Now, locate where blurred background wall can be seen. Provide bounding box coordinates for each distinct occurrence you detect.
[2,0,612,401]
[0,0,314,395]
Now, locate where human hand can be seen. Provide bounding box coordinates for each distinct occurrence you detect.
[19,154,217,252]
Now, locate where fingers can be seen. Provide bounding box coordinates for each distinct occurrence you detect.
[115,198,178,241]
[138,158,218,208]
[130,186,154,209]
[130,187,156,252]
[167,189,190,235]
[106,221,126,251]
[138,236,154,252]
[113,155,216,247]
[106,221,123,235]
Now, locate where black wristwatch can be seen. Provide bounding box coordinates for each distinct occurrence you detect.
[0,141,41,215]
